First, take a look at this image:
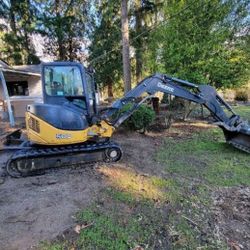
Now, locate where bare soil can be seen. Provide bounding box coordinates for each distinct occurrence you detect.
[0,161,104,250]
[212,187,250,249]
[0,123,249,250]
[0,128,168,250]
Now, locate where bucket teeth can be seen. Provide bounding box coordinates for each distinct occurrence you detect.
[228,140,250,153]
[223,128,250,153]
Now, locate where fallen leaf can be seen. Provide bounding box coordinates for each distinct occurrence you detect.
[74,222,94,234]
[228,240,241,250]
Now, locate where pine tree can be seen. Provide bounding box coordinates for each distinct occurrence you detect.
[88,0,123,98]
[0,0,39,65]
[37,0,89,61]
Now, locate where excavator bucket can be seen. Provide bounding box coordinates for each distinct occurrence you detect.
[223,127,250,153]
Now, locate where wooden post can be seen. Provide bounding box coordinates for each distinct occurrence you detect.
[152,97,160,114]
[0,69,15,127]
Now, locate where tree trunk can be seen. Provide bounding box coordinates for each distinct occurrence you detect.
[135,1,142,82]
[68,37,73,61]
[55,0,64,60]
[23,0,34,64]
[107,82,113,99]
[121,0,131,93]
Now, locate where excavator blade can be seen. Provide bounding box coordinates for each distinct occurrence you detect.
[223,128,250,153]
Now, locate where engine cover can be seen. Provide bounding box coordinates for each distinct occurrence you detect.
[27,103,89,131]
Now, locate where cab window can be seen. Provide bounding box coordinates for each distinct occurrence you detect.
[44,66,84,96]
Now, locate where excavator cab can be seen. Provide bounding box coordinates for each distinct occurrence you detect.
[24,62,113,146]
[42,62,98,117]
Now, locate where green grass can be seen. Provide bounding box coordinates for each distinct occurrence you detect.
[41,188,169,250]
[154,112,250,249]
[75,189,170,250]
[232,105,250,120]
[77,208,130,250]
[39,242,65,250]
[104,187,137,205]
[156,128,250,186]
[98,166,169,201]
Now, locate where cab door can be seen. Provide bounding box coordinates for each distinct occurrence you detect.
[85,72,98,115]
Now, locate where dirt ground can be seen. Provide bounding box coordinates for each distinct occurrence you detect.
[0,156,105,250]
[0,128,166,250]
[212,187,250,249]
[0,124,249,250]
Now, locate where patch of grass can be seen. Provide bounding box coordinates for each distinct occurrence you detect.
[156,128,250,186]
[77,208,130,250]
[232,105,250,120]
[151,176,176,188]
[168,214,228,250]
[98,166,169,201]
[154,123,249,248]
[105,188,137,204]
[39,184,171,250]
[39,242,65,250]
[74,189,169,250]
[151,177,181,202]
[99,166,182,203]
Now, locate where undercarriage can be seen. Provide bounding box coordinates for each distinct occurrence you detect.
[2,130,122,177]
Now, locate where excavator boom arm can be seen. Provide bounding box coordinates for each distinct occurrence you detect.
[101,74,250,153]
[103,74,234,127]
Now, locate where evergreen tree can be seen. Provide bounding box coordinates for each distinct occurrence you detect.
[130,0,161,82]
[88,0,122,98]
[146,0,250,88]
[0,0,39,65]
[37,0,89,61]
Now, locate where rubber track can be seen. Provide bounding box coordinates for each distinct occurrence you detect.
[11,140,119,161]
[7,141,121,177]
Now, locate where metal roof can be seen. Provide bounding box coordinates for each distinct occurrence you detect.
[0,66,41,76]
[0,59,41,76]
[12,64,41,74]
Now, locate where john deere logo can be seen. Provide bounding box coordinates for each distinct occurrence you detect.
[56,134,72,139]
[157,82,174,93]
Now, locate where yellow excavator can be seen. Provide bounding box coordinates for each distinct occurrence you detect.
[2,62,250,177]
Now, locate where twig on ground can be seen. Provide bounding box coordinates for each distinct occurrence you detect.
[181,215,199,228]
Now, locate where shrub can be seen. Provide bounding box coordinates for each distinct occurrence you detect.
[161,93,170,104]
[235,91,248,102]
[122,103,155,132]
